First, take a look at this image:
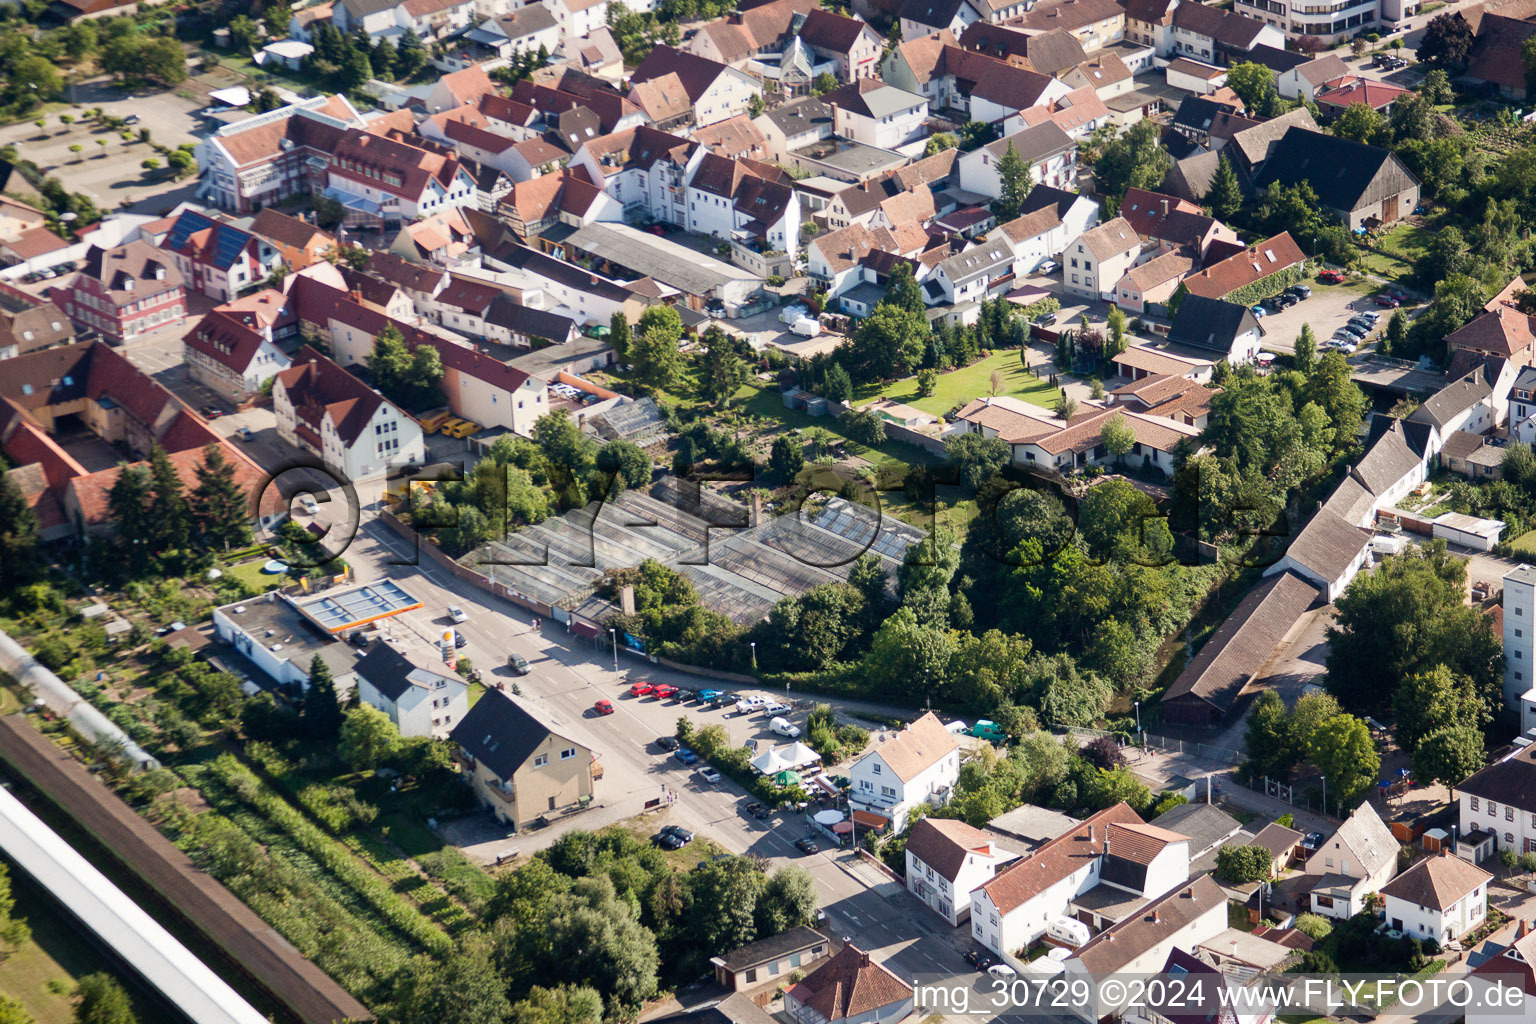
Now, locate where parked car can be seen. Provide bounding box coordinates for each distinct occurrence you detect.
[507,653,530,675]
[763,701,791,715]
[453,630,467,649]
[770,717,801,738]
[794,838,819,855]
[653,684,679,700]
[656,736,680,751]
[654,825,694,849]
[1373,294,1402,308]
[594,699,615,716]
[1354,310,1380,323]
[1340,323,1369,339]
[123,114,140,125]
[698,689,723,703]
[629,681,655,697]
[1300,831,1325,851]
[674,688,696,702]
[530,815,552,830]
[1031,310,1058,326]
[744,802,770,819]
[965,950,996,971]
[1288,284,1312,299]
[698,766,722,784]
[1250,305,1267,319]
[238,427,255,441]
[1318,269,1345,283]
[988,964,1017,979]
[201,405,223,419]
[448,605,467,623]
[1038,260,1059,274]
[673,748,700,766]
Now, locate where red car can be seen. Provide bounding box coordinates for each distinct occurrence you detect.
[629,681,655,697]
[1318,270,1345,284]
[647,224,667,236]
[1373,294,1402,308]
[652,684,679,700]
[594,699,614,715]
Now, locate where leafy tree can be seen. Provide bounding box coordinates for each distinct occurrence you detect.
[631,327,683,388]
[1099,412,1135,464]
[821,362,854,403]
[701,326,749,405]
[1105,305,1127,356]
[166,149,197,178]
[229,15,260,53]
[916,367,938,397]
[841,408,886,448]
[303,655,344,740]
[1225,62,1278,116]
[860,608,955,700]
[1293,324,1317,373]
[596,440,651,492]
[339,704,401,770]
[1416,13,1473,72]
[107,463,155,573]
[924,132,957,157]
[886,261,924,313]
[608,312,632,361]
[767,435,805,481]
[844,302,927,380]
[1411,724,1485,798]
[0,470,40,588]
[1331,102,1388,145]
[812,72,837,96]
[1327,542,1503,714]
[0,994,34,1024]
[1294,913,1333,941]
[945,432,1009,491]
[756,865,816,935]
[1310,713,1380,810]
[992,141,1032,221]
[390,934,511,1024]
[1419,68,1454,105]
[72,975,137,1024]
[636,304,682,346]
[368,326,442,410]
[1393,664,1485,754]
[189,445,251,550]
[0,861,28,952]
[1089,120,1171,214]
[1216,843,1273,883]
[1244,690,1295,781]
[1054,394,1078,421]
[524,876,658,1011]
[507,986,602,1024]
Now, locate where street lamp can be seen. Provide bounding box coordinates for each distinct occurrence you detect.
[750,640,756,672]
[1134,700,1142,740]
[610,628,618,673]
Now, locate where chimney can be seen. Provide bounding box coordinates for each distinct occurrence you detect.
[1231,939,1239,957]
[751,491,763,527]
[620,584,636,616]
[1160,199,1169,217]
[1088,824,1095,844]
[1517,919,1530,940]
[1152,909,1160,923]
[860,950,871,967]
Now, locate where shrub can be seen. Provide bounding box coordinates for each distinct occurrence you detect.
[1215,844,1272,884]
[1521,851,1536,873]
[1294,913,1333,941]
[1499,848,1519,871]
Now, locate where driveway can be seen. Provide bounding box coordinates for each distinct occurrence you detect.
[1255,282,1387,354]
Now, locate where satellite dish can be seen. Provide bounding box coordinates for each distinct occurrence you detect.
[60,212,77,222]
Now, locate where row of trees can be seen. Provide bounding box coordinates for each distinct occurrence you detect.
[105,444,253,578]
[1243,690,1380,811]
[301,23,432,92]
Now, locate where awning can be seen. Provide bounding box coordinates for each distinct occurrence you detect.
[851,810,888,830]
[570,620,600,639]
[832,821,853,834]
[813,809,845,826]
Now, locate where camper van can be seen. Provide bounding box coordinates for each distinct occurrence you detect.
[1047,917,1092,947]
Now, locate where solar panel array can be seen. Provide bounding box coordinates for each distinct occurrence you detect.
[463,488,925,625]
[299,579,421,632]
[167,211,253,270]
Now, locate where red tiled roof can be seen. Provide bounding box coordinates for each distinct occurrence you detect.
[788,945,912,1021]
[1181,232,1305,300]
[979,803,1145,913]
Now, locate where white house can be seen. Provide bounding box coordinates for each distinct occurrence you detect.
[272,348,425,481]
[1379,850,1492,945]
[1304,802,1400,919]
[1458,736,1536,855]
[684,154,802,258]
[1465,921,1536,1024]
[823,80,929,150]
[323,130,480,231]
[1062,216,1140,300]
[956,122,1078,199]
[354,642,469,740]
[435,337,553,437]
[924,240,1014,307]
[970,804,1193,964]
[631,45,762,127]
[847,712,960,827]
[332,0,478,41]
[570,126,704,228]
[466,6,561,58]
[1062,875,1228,1022]
[904,817,1017,926]
[182,309,293,404]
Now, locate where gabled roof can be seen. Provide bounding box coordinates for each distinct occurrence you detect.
[250,208,333,253]
[1226,107,1319,170]
[1167,294,1258,353]
[78,240,182,309]
[904,817,1007,881]
[1319,802,1398,877]
[1446,307,1535,358]
[1118,188,1204,239]
[1252,127,1419,217]
[1315,75,1412,112]
[183,310,273,375]
[1458,743,1536,811]
[998,206,1062,245]
[981,121,1074,166]
[1170,1,1271,47]
[1012,0,1125,34]
[1150,803,1242,857]
[978,803,1146,913]
[693,114,769,159]
[1073,216,1139,261]
[1409,368,1495,431]
[449,688,565,781]
[1182,232,1305,300]
[1467,13,1536,92]
[1120,251,1193,293]
[630,73,693,126]
[632,45,738,104]
[329,129,465,201]
[958,22,1085,76]
[797,8,874,53]
[355,642,459,701]
[898,0,968,30]
[862,712,957,782]
[823,79,926,120]
[1071,876,1224,975]
[1248,822,1303,859]
[275,346,393,447]
[786,944,912,1021]
[715,926,830,973]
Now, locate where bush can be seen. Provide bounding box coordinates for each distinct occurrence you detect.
[1521,851,1536,873]
[1215,843,1272,884]
[1294,912,1333,941]
[1499,848,1519,871]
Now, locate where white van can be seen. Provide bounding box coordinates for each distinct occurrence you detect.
[770,717,801,738]
[945,720,969,736]
[1047,917,1091,947]
[789,317,821,338]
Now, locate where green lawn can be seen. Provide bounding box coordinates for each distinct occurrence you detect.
[221,557,286,594]
[857,350,1062,417]
[1513,530,1536,554]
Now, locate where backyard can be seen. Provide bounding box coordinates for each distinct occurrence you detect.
[857,349,1063,417]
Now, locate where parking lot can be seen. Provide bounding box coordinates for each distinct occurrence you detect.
[1254,279,1406,354]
